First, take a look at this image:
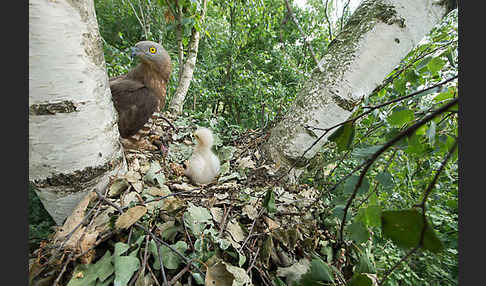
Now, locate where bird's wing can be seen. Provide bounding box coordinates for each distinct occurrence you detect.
[110,79,159,138]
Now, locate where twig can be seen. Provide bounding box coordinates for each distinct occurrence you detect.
[239,207,265,253]
[324,0,333,40]
[340,0,351,31]
[129,235,150,286]
[283,0,320,66]
[158,114,178,131]
[152,232,169,286]
[169,261,192,285]
[147,262,162,286]
[246,247,261,273]
[142,188,201,205]
[218,204,233,237]
[362,75,457,110]
[372,40,456,95]
[53,253,73,286]
[182,220,194,250]
[57,198,102,251]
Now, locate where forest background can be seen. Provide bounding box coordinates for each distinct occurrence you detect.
[29,0,458,285]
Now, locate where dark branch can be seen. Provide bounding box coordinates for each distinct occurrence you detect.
[338,98,458,242]
[283,0,320,66]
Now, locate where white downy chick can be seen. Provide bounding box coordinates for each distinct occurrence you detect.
[184,127,220,185]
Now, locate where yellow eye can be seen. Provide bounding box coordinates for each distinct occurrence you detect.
[149,47,157,54]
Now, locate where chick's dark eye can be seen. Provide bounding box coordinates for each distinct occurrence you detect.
[149,47,157,54]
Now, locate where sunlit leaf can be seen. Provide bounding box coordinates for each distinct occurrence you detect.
[388,108,414,127]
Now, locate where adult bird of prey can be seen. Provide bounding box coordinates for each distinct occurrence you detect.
[109,41,172,140]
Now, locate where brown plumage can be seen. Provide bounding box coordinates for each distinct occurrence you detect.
[109,41,172,138]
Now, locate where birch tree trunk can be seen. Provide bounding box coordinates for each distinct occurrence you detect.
[168,0,208,116]
[263,0,455,184]
[29,0,127,225]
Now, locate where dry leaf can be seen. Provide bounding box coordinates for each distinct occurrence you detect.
[54,191,97,248]
[205,261,234,286]
[236,156,256,169]
[131,181,144,193]
[122,192,140,207]
[115,206,147,230]
[264,217,280,232]
[124,170,142,183]
[226,219,246,242]
[210,207,224,224]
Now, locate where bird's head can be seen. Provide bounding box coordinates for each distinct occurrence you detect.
[193,127,214,149]
[131,41,169,68]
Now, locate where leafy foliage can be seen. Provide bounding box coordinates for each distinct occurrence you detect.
[29,1,458,286]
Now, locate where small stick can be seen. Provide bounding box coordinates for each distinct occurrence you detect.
[52,253,73,286]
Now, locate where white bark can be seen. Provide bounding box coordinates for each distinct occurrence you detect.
[264,0,453,183]
[29,0,127,225]
[168,0,208,115]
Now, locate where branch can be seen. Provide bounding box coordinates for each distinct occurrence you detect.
[324,0,333,40]
[340,0,351,31]
[283,0,320,67]
[338,98,458,242]
[378,140,457,285]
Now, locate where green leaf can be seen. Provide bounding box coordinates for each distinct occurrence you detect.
[352,145,383,159]
[96,275,114,286]
[183,202,213,235]
[158,241,188,270]
[95,250,114,282]
[66,264,98,286]
[238,253,246,267]
[299,257,334,283]
[143,161,165,187]
[393,77,406,95]
[192,272,205,285]
[433,89,454,103]
[416,56,433,71]
[347,221,369,243]
[329,122,355,152]
[356,205,382,228]
[405,133,425,155]
[444,48,456,67]
[427,57,446,74]
[331,205,346,220]
[405,69,419,83]
[356,250,376,274]
[388,108,414,127]
[113,256,140,286]
[381,209,444,253]
[342,175,370,196]
[376,171,394,189]
[263,188,276,213]
[274,277,287,286]
[114,242,130,257]
[348,273,373,286]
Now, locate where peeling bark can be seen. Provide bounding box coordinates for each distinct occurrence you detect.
[29,0,127,224]
[168,0,208,116]
[263,0,454,184]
